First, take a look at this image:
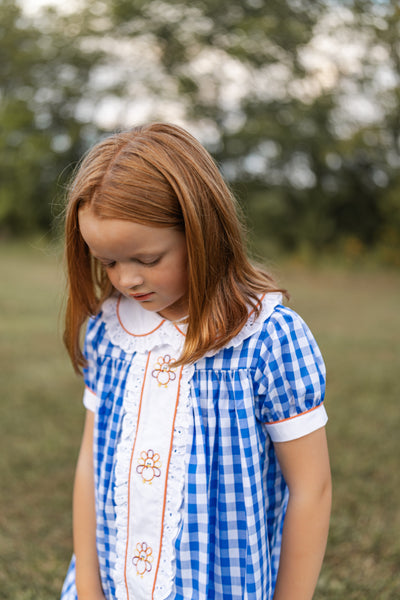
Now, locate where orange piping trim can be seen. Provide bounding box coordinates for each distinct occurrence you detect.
[151,365,184,598]
[263,403,324,426]
[117,295,165,337]
[173,323,186,336]
[123,351,151,600]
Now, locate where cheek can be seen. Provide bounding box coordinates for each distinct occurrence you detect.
[157,268,187,297]
[169,258,188,295]
[104,268,119,289]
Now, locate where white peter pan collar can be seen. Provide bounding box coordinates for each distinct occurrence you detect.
[102,291,283,356]
[102,294,187,355]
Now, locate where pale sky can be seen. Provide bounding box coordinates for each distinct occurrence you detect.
[19,0,387,133]
[21,0,77,15]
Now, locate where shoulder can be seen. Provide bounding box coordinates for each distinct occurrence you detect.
[86,308,106,336]
[215,292,283,355]
[259,304,317,349]
[221,296,326,387]
[83,295,120,359]
[230,292,316,353]
[254,303,326,385]
[84,309,106,347]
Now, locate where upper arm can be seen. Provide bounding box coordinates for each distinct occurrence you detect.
[274,427,331,499]
[76,409,95,473]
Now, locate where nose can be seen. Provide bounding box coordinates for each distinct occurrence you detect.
[116,263,144,290]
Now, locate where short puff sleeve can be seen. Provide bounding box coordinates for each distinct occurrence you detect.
[254,306,327,442]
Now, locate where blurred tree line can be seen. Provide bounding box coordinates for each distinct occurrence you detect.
[1,0,399,261]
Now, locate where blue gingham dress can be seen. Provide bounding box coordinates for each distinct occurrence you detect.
[61,292,327,600]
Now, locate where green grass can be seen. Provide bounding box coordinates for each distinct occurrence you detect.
[0,241,399,599]
[278,261,400,599]
[0,240,82,599]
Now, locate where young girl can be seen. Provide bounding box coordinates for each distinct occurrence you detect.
[60,123,331,600]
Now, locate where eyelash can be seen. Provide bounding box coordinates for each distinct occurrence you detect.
[142,258,161,266]
[101,258,160,269]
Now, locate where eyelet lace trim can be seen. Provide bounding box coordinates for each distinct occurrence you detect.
[113,351,194,600]
[202,292,283,356]
[103,293,283,357]
[102,295,186,355]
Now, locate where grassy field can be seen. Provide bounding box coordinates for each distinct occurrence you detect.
[0,240,399,599]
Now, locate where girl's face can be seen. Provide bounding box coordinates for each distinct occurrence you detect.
[79,206,189,321]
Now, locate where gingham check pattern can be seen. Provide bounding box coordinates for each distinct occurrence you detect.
[61,305,326,600]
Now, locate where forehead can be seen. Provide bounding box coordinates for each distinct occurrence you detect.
[78,205,186,258]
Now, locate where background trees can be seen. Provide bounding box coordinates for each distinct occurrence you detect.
[0,0,104,234]
[1,0,399,261]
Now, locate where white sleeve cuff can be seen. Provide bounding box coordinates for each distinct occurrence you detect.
[265,404,328,442]
[83,386,98,412]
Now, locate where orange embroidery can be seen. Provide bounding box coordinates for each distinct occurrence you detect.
[132,542,153,577]
[136,449,161,484]
[151,354,176,388]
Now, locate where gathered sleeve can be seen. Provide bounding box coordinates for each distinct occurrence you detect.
[253,306,327,442]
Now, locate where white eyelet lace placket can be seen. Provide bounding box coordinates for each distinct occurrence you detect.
[104,295,193,600]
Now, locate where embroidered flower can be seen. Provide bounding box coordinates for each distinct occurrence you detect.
[151,354,176,388]
[136,449,162,484]
[132,542,153,577]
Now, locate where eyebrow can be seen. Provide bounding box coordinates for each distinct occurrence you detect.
[92,251,163,261]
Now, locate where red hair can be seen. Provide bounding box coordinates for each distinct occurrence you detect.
[63,123,286,371]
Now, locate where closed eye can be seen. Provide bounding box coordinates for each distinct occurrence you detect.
[139,257,161,266]
[97,257,161,268]
[100,261,116,269]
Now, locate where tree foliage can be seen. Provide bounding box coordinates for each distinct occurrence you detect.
[0,0,105,233]
[1,0,399,261]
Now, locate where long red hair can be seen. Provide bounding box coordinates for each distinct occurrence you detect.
[64,122,286,371]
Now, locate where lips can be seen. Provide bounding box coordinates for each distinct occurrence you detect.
[130,292,154,301]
